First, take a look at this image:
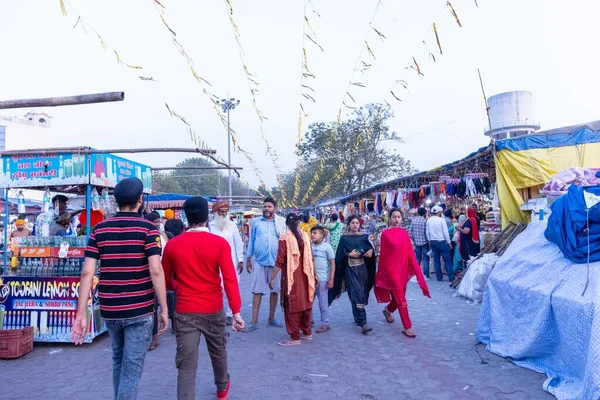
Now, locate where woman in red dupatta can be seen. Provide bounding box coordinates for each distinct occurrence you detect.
[375,208,430,338]
[457,208,481,262]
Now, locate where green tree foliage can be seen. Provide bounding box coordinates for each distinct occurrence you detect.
[271,103,416,206]
[152,157,254,197]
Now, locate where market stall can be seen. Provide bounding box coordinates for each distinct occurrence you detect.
[0,149,152,343]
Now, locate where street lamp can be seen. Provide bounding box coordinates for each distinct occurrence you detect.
[218,97,240,204]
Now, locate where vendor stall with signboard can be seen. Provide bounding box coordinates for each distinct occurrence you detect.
[0,148,152,343]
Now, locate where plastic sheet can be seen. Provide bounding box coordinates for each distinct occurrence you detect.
[457,254,498,302]
[476,221,600,400]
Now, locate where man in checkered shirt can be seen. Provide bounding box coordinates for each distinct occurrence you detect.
[408,207,430,278]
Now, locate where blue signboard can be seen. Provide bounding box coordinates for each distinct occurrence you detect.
[1,153,89,188]
[0,152,151,192]
[89,154,152,193]
[0,276,104,343]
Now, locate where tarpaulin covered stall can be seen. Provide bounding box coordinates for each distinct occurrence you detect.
[495,120,600,227]
[476,220,600,399]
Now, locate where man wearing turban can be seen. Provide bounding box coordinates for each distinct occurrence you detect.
[10,219,31,238]
[208,200,244,326]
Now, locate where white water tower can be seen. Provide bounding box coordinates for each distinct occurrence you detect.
[484,91,540,140]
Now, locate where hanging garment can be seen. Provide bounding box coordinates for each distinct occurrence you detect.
[386,192,394,208]
[392,192,398,208]
[466,179,477,197]
[447,183,455,196]
[473,178,484,195]
[458,179,467,197]
[483,177,491,194]
[376,194,383,215]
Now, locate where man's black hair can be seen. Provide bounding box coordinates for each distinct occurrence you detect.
[263,197,277,207]
[418,207,426,217]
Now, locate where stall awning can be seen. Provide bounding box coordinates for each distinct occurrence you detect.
[147,193,212,209]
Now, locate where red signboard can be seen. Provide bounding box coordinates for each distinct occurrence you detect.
[20,248,86,258]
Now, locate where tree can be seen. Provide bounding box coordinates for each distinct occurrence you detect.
[278,103,416,206]
[152,157,254,197]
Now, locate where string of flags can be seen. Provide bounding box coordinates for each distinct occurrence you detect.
[222,0,289,206]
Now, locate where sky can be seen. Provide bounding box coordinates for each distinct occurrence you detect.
[0,0,599,193]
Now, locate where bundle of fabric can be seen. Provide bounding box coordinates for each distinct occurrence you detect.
[545,184,600,263]
[541,167,600,197]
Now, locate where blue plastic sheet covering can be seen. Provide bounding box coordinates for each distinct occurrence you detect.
[495,120,600,152]
[545,184,600,264]
[476,220,600,400]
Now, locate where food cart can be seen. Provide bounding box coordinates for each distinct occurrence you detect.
[0,148,152,343]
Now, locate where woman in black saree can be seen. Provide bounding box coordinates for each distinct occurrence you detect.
[328,214,377,334]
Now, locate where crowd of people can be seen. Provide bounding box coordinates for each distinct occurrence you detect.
[70,177,482,400]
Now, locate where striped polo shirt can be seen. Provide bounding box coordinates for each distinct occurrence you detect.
[85,212,162,320]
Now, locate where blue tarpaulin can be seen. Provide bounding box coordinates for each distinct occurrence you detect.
[477,220,600,400]
[545,184,600,264]
[495,120,600,152]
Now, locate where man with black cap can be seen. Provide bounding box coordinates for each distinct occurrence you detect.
[162,196,244,400]
[72,177,169,400]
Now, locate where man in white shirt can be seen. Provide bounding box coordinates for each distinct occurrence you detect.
[426,205,455,282]
[209,200,244,325]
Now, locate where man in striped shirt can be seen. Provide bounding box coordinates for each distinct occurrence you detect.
[73,178,168,400]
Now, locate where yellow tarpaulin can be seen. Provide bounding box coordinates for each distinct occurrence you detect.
[496,142,600,226]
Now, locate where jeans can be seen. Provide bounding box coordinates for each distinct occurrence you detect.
[430,240,455,282]
[414,244,431,277]
[175,310,229,399]
[314,281,330,325]
[105,315,154,400]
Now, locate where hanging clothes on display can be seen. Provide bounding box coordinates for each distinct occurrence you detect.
[375,194,383,215]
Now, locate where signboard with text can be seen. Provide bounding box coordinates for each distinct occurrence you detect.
[0,276,103,343]
[20,247,86,258]
[89,154,152,193]
[2,153,89,188]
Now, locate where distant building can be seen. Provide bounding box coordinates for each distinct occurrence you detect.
[484,91,541,140]
[0,112,54,201]
[0,112,53,151]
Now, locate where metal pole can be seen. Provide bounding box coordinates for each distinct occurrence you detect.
[0,91,125,110]
[86,185,91,240]
[3,188,8,274]
[227,108,232,204]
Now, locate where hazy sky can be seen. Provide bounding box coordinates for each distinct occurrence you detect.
[0,0,598,191]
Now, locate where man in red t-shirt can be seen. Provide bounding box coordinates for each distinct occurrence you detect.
[162,196,244,400]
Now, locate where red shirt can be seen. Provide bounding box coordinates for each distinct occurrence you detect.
[162,228,242,315]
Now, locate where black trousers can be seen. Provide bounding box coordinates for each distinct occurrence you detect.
[351,301,367,326]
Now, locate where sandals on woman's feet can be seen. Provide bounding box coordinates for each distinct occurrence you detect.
[403,329,416,338]
[382,309,394,323]
[316,325,330,333]
[361,324,373,334]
